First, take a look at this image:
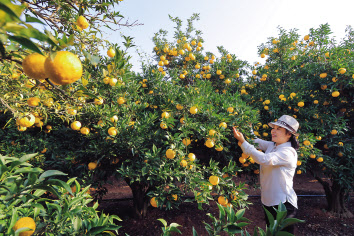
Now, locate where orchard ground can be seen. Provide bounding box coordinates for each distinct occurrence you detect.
[97,172,353,235]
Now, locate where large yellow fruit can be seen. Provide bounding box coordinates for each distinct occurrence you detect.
[27,97,40,107]
[88,162,97,170]
[150,197,158,207]
[209,175,220,185]
[108,127,117,136]
[12,217,36,236]
[44,51,82,85]
[76,15,89,29]
[71,121,81,131]
[205,139,215,148]
[107,48,115,58]
[182,138,191,146]
[218,196,228,206]
[22,53,47,80]
[166,149,176,159]
[17,114,35,127]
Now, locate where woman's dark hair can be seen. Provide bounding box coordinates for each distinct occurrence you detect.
[286,130,299,150]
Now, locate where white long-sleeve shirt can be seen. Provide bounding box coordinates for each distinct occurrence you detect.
[240,138,298,208]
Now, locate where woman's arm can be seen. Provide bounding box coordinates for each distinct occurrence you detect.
[233,127,272,151]
[241,141,297,167]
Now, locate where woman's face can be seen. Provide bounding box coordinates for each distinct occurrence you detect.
[271,125,292,145]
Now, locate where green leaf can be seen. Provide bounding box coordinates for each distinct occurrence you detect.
[275,231,294,236]
[8,36,42,54]
[217,203,226,220]
[19,153,38,163]
[39,170,67,180]
[235,208,245,220]
[25,14,45,24]
[46,179,72,195]
[0,1,22,20]
[7,208,17,235]
[192,227,199,236]
[225,224,242,234]
[88,226,107,234]
[73,217,82,232]
[157,218,167,227]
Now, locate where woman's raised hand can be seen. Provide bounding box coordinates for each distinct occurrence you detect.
[233,126,245,145]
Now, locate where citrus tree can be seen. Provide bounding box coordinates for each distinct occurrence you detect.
[1,1,258,221]
[241,24,353,218]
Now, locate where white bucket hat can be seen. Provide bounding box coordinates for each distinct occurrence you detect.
[268,115,299,136]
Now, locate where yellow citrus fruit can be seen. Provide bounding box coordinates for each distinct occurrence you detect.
[239,157,246,163]
[179,117,185,124]
[303,140,310,146]
[27,97,40,107]
[182,138,191,146]
[188,153,196,161]
[88,162,97,170]
[215,145,223,151]
[180,159,187,167]
[314,100,318,104]
[44,51,82,85]
[76,15,89,29]
[296,170,302,174]
[310,154,316,159]
[209,129,217,136]
[117,97,126,105]
[161,112,170,118]
[317,157,323,162]
[325,52,330,57]
[166,149,176,159]
[80,127,90,135]
[227,107,234,113]
[320,73,327,78]
[150,197,157,207]
[331,129,338,135]
[12,217,36,236]
[22,53,48,80]
[71,121,81,131]
[160,122,167,129]
[332,91,340,97]
[209,175,220,185]
[17,113,35,127]
[297,160,302,166]
[190,106,198,114]
[94,97,103,105]
[254,169,260,174]
[67,108,77,115]
[298,102,304,107]
[172,194,178,201]
[205,139,215,148]
[108,127,117,136]
[110,115,118,123]
[338,152,343,157]
[219,122,227,129]
[107,48,115,58]
[176,104,183,110]
[218,196,228,206]
[338,68,346,74]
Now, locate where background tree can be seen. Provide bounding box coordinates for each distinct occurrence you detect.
[242,24,353,218]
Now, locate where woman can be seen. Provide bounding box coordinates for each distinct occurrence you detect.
[233,115,300,234]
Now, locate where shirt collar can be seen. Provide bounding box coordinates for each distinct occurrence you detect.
[274,141,292,148]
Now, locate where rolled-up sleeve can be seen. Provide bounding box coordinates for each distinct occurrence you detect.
[241,141,296,167]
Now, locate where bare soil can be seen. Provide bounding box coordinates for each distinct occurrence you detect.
[98,173,354,236]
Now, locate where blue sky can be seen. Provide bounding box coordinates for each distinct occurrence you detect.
[108,0,354,72]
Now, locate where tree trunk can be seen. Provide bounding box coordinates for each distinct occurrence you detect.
[314,177,353,218]
[124,178,150,219]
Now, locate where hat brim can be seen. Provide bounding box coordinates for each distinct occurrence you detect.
[268,122,299,136]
